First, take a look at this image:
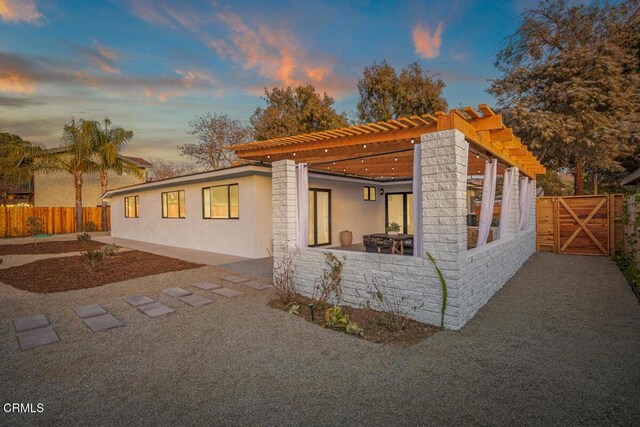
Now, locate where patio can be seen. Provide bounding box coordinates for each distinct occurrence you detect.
[232,105,545,329]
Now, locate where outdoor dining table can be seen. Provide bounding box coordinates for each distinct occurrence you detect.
[369,233,413,255]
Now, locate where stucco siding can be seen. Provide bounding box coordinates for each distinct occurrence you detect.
[110,174,273,259]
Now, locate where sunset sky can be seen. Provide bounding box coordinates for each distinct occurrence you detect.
[0,0,538,161]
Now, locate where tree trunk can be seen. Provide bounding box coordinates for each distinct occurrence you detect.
[574,161,584,195]
[592,173,598,195]
[101,168,108,231]
[75,173,83,232]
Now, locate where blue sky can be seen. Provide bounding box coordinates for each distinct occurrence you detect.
[0,0,538,161]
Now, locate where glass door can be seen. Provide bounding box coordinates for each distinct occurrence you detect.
[309,189,331,246]
[385,192,413,234]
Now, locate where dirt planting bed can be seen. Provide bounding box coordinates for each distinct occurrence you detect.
[0,240,105,255]
[269,295,440,346]
[0,250,203,293]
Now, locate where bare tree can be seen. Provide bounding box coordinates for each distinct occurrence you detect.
[146,157,198,181]
[179,113,254,170]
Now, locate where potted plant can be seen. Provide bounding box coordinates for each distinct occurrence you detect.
[340,230,353,247]
[386,221,400,236]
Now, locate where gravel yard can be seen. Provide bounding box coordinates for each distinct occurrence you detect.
[1,252,639,425]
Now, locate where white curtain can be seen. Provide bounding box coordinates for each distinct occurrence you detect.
[412,144,423,257]
[295,163,309,248]
[522,180,536,230]
[477,159,497,248]
[517,176,530,231]
[498,168,514,240]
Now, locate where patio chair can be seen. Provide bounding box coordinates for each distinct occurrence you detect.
[402,237,414,256]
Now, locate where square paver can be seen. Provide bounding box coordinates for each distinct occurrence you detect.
[124,295,155,307]
[17,325,59,351]
[211,287,245,298]
[74,304,107,319]
[220,275,250,284]
[192,282,222,291]
[242,281,272,291]
[178,294,213,307]
[162,287,191,298]
[137,302,175,317]
[83,314,123,332]
[14,314,49,333]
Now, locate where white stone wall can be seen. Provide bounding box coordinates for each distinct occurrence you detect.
[273,130,537,330]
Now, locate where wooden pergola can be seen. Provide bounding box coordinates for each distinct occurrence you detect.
[231,104,545,179]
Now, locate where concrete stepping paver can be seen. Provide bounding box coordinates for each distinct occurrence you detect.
[211,287,244,298]
[17,325,60,350]
[162,287,191,298]
[242,281,272,291]
[83,314,123,332]
[220,275,250,284]
[74,304,107,319]
[137,301,175,317]
[192,282,222,291]
[14,314,50,333]
[178,294,213,307]
[124,295,155,307]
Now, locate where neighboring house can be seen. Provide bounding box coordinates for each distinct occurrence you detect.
[32,151,150,207]
[104,106,544,330]
[621,167,640,191]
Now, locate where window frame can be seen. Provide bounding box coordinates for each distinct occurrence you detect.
[202,183,239,220]
[363,186,376,201]
[161,190,186,219]
[124,195,139,218]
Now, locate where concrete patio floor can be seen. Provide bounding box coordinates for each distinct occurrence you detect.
[1,252,639,425]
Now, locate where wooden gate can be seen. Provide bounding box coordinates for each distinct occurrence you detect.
[536,194,623,256]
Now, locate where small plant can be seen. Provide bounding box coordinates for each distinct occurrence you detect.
[324,306,350,329]
[386,221,401,233]
[25,216,44,238]
[83,221,97,233]
[102,243,119,257]
[345,321,363,336]
[77,231,91,245]
[427,252,448,330]
[288,304,300,315]
[312,251,345,307]
[269,249,299,304]
[81,249,105,271]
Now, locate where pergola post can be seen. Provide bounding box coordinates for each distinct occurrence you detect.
[272,159,297,264]
[421,129,468,262]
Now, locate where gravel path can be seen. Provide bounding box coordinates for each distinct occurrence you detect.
[1,252,639,425]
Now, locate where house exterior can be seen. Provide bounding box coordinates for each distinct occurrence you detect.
[104,105,545,330]
[33,155,150,207]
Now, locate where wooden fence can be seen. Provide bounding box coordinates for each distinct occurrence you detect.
[0,207,111,237]
[536,194,623,256]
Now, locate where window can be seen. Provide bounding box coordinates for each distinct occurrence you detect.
[203,184,239,219]
[161,190,185,218]
[364,186,376,201]
[124,196,139,218]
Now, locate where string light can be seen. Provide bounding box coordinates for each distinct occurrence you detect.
[293,152,296,156]
[363,144,367,148]
[267,155,270,159]
[324,148,328,153]
[411,139,415,144]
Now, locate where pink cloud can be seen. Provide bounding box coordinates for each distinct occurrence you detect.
[81,42,122,75]
[0,0,41,23]
[0,72,35,93]
[413,22,444,59]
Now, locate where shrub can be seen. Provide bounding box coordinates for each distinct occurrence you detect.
[324,306,362,336]
[269,249,298,304]
[77,232,91,244]
[26,216,44,238]
[312,251,344,307]
[361,278,424,332]
[386,221,400,233]
[81,249,105,271]
[82,221,97,233]
[102,243,119,257]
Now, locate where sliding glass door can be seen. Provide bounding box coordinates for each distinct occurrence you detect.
[309,189,331,246]
[385,192,414,234]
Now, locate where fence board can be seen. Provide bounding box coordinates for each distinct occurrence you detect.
[0,207,110,237]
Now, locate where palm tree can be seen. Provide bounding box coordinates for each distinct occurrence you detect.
[92,118,141,230]
[56,118,99,231]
